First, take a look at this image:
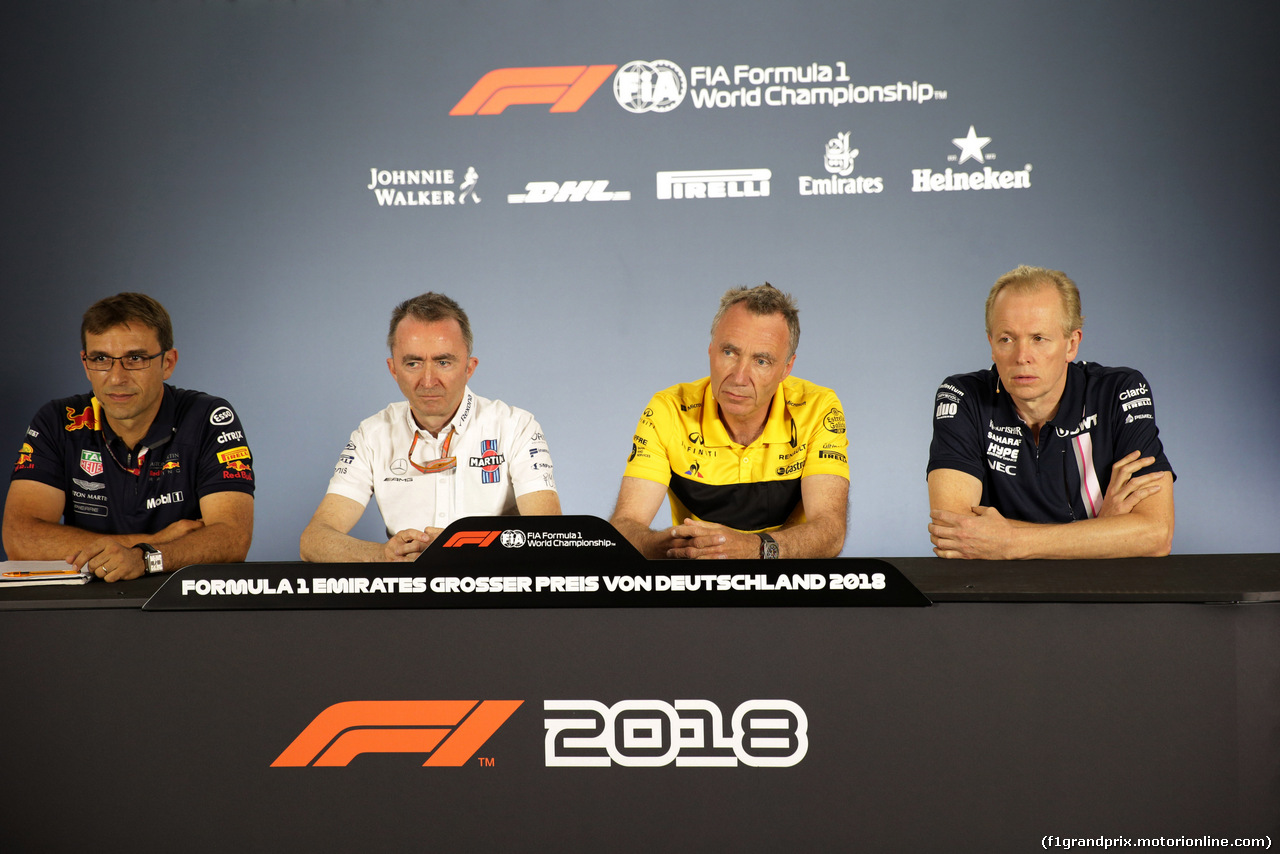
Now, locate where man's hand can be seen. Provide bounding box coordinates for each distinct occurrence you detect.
[667,518,760,560]
[382,527,442,562]
[1097,451,1164,517]
[929,505,1016,560]
[69,539,146,582]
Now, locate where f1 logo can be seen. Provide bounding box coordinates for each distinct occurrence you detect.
[441,531,501,548]
[272,700,522,767]
[450,65,617,115]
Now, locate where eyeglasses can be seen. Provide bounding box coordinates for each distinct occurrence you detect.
[82,351,166,371]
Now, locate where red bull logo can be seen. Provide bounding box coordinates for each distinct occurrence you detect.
[65,405,96,432]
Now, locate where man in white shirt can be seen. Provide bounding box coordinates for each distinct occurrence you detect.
[300,293,560,562]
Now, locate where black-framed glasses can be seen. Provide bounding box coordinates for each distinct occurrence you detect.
[82,351,166,372]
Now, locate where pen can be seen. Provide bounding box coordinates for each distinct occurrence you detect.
[3,569,86,578]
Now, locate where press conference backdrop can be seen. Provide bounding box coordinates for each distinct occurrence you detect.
[4,1,1278,560]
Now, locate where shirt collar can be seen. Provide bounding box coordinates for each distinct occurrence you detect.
[403,386,476,439]
[700,379,791,448]
[96,384,177,452]
[990,363,1085,431]
[1047,362,1086,431]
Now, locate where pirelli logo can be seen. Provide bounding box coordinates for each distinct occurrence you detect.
[272,700,522,767]
[450,65,617,115]
[217,445,251,464]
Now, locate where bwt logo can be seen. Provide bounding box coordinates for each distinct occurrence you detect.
[451,65,617,115]
[545,699,808,767]
[272,700,522,767]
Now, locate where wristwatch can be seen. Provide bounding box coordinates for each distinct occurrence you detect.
[757,532,779,560]
[135,543,164,575]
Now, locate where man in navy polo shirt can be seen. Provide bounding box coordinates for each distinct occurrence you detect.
[927,266,1175,559]
[3,293,255,580]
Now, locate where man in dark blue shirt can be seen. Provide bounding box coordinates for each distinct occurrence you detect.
[927,266,1175,559]
[3,293,255,580]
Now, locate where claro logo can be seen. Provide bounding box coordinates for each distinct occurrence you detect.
[450,65,617,115]
[271,700,522,767]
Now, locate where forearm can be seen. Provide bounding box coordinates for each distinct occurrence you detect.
[772,516,846,559]
[300,522,387,563]
[1005,513,1173,559]
[3,517,139,561]
[150,520,252,570]
[609,515,674,560]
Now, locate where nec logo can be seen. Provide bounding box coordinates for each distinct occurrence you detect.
[451,65,617,115]
[442,530,501,547]
[272,700,522,767]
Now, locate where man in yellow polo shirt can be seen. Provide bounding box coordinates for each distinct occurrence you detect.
[610,284,849,559]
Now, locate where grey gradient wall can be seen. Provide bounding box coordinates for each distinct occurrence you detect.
[4,1,1278,560]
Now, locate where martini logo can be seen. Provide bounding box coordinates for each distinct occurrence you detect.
[911,125,1032,193]
[80,450,103,476]
[65,405,96,432]
[272,700,522,767]
[798,132,883,196]
[451,66,617,115]
[470,439,505,484]
[614,60,687,113]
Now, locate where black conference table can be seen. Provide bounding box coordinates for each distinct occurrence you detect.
[2,552,1277,853]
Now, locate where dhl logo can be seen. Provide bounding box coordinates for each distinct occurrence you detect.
[272,700,522,767]
[441,530,500,547]
[450,65,616,115]
[64,405,96,432]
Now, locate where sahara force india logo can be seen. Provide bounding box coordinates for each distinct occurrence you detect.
[272,698,807,769]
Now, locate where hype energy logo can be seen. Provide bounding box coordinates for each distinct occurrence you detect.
[272,698,807,769]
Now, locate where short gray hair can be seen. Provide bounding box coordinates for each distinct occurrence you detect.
[710,283,800,358]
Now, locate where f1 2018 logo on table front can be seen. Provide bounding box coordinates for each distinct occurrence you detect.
[272,701,522,767]
[545,699,808,767]
[272,698,808,769]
